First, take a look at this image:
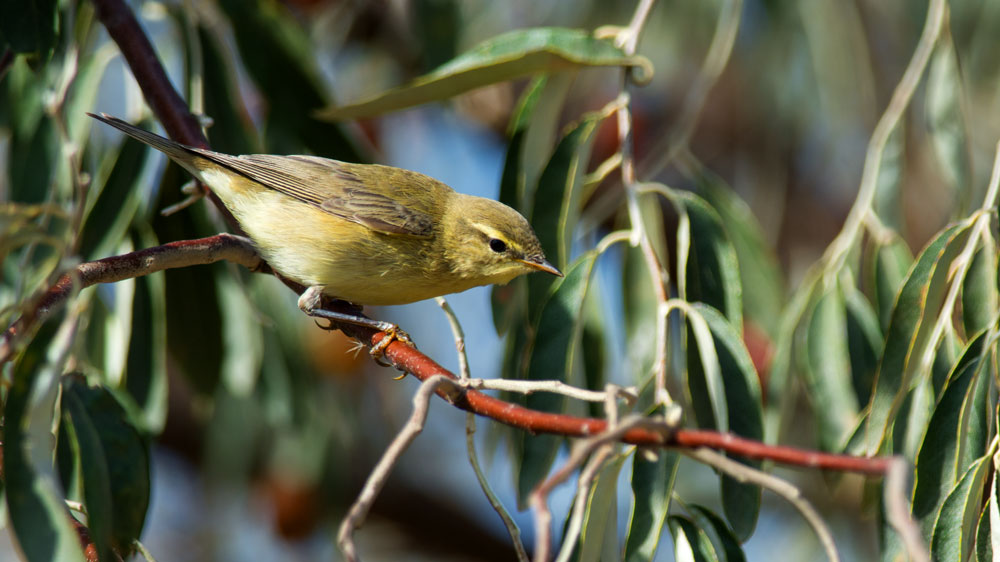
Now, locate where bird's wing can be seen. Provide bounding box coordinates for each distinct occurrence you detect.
[197,152,435,238]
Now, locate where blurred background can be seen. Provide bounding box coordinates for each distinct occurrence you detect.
[3,0,1000,560]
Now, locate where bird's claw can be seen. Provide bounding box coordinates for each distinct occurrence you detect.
[370,327,414,367]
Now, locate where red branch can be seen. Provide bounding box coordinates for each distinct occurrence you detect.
[80,0,894,477]
[379,334,892,475]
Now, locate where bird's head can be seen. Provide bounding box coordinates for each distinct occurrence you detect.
[442,195,562,286]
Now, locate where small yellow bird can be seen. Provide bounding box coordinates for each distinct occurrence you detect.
[89,113,560,351]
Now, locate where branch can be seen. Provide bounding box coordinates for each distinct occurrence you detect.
[685,448,840,562]
[90,0,206,148]
[0,234,261,362]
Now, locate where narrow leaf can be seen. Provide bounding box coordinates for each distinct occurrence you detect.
[930,453,991,561]
[317,28,651,120]
[624,449,680,562]
[517,253,598,505]
[865,220,974,455]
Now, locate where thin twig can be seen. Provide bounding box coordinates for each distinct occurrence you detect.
[822,0,947,274]
[463,378,637,404]
[685,448,841,562]
[436,297,529,561]
[883,457,929,562]
[337,375,462,562]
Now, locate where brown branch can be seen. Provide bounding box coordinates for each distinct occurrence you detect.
[90,0,206,149]
[0,234,262,362]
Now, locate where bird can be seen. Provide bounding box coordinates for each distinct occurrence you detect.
[88,113,561,354]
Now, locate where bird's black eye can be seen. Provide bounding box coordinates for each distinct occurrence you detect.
[489,238,507,253]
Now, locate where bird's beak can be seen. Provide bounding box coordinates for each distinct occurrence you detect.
[520,257,563,277]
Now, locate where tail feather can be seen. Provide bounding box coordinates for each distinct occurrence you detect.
[87,113,198,164]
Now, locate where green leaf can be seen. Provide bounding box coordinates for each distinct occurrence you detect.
[843,286,882,411]
[517,252,598,505]
[216,0,362,161]
[198,23,259,155]
[672,190,743,328]
[527,108,605,312]
[801,283,860,449]
[668,516,716,562]
[688,304,763,540]
[962,242,998,337]
[865,220,974,455]
[911,330,987,533]
[78,128,150,260]
[62,378,151,554]
[689,504,747,562]
[412,0,460,71]
[975,497,991,562]
[624,449,680,562]
[153,166,224,395]
[692,165,784,337]
[623,196,666,387]
[317,27,651,120]
[61,384,114,561]
[931,453,992,561]
[578,454,626,562]
[123,228,169,433]
[873,122,906,233]
[5,319,86,562]
[869,233,913,331]
[0,0,57,56]
[926,32,974,212]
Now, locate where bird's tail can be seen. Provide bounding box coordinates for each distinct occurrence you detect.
[88,113,199,164]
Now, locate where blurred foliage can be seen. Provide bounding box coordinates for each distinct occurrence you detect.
[2,0,1000,560]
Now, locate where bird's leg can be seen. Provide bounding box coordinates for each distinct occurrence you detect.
[297,286,413,361]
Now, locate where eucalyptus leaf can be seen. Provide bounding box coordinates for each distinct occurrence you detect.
[802,283,859,449]
[317,27,652,120]
[865,220,974,455]
[624,448,679,562]
[517,252,598,505]
[692,165,783,337]
[688,304,763,540]
[578,454,626,562]
[911,329,987,533]
[926,33,974,211]
[962,242,998,337]
[668,515,716,562]
[930,453,991,561]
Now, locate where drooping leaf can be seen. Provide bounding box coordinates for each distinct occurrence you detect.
[197,22,259,155]
[926,31,974,212]
[930,453,991,561]
[527,107,606,312]
[865,220,974,455]
[667,515,716,562]
[801,282,859,449]
[692,165,784,337]
[62,378,151,554]
[624,448,680,562]
[689,504,747,562]
[869,232,913,331]
[517,252,598,505]
[5,319,86,562]
[578,454,626,562]
[216,0,362,161]
[123,229,169,433]
[688,304,763,540]
[670,190,743,328]
[962,241,998,337]
[316,27,652,120]
[911,329,987,533]
[843,285,882,410]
